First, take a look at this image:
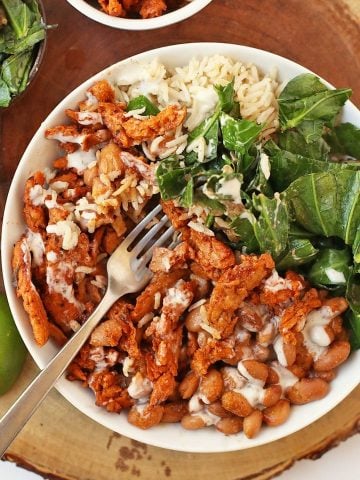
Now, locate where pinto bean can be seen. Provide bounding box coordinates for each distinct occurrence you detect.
[313,341,350,372]
[286,378,329,405]
[221,391,254,417]
[241,360,269,384]
[312,369,337,382]
[263,400,290,427]
[161,401,188,423]
[179,371,200,399]
[243,410,263,438]
[207,401,232,418]
[181,414,206,430]
[185,305,204,333]
[216,416,243,435]
[262,385,282,408]
[128,405,164,430]
[200,369,223,403]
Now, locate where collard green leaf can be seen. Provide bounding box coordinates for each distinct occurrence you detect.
[279,73,352,130]
[296,119,325,143]
[203,171,243,205]
[252,193,289,258]
[193,191,225,215]
[326,122,360,159]
[346,272,360,349]
[285,171,360,245]
[187,111,219,163]
[0,78,11,106]
[276,238,318,270]
[266,140,359,191]
[277,131,329,160]
[180,177,194,208]
[127,95,160,116]
[308,248,351,287]
[156,156,191,200]
[214,80,234,114]
[1,48,34,94]
[230,213,259,252]
[220,113,263,155]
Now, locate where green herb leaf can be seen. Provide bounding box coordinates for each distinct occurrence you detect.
[279,73,352,130]
[276,238,318,270]
[326,122,360,159]
[127,95,160,116]
[277,131,330,160]
[180,177,194,208]
[252,193,289,258]
[230,213,259,253]
[214,80,234,113]
[1,48,34,94]
[2,0,32,38]
[220,113,263,156]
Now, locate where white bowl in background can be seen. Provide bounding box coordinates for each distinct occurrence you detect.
[66,0,213,30]
[2,43,360,453]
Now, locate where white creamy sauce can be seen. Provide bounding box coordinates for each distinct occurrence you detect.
[234,383,265,408]
[263,269,293,292]
[46,262,83,310]
[217,177,242,204]
[46,251,57,263]
[67,148,98,173]
[273,336,288,367]
[239,210,256,225]
[324,268,346,284]
[259,152,271,180]
[222,366,247,390]
[270,361,298,392]
[128,373,153,400]
[185,86,218,131]
[302,306,333,359]
[26,230,45,266]
[194,408,221,427]
[189,392,203,413]
[46,220,80,250]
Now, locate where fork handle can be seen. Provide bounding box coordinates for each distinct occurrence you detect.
[0,288,118,457]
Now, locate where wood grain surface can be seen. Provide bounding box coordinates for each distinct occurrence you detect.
[1,0,360,478]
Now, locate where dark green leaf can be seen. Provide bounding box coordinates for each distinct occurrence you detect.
[252,193,289,258]
[296,119,325,143]
[285,171,360,246]
[203,171,243,204]
[230,213,259,253]
[193,191,225,215]
[277,131,329,160]
[214,80,234,113]
[288,224,317,239]
[127,95,160,116]
[2,0,32,38]
[346,270,360,314]
[220,113,263,156]
[276,238,318,270]
[180,177,194,208]
[0,78,11,106]
[346,310,360,350]
[1,48,34,94]
[308,248,351,287]
[326,122,360,159]
[279,73,352,130]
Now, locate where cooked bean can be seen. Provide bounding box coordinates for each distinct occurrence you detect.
[179,371,200,399]
[313,341,350,372]
[200,369,223,403]
[252,343,270,362]
[243,410,262,438]
[312,369,337,382]
[262,385,282,408]
[128,405,164,430]
[185,305,204,333]
[241,359,269,384]
[286,378,329,405]
[216,416,243,435]
[263,400,290,427]
[221,391,254,417]
[181,414,206,430]
[161,401,188,423]
[207,401,232,418]
[257,323,276,346]
[266,367,280,385]
[283,342,297,367]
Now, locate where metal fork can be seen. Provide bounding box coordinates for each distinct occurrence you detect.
[0,205,174,456]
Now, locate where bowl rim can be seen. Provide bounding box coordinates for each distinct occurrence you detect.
[65,0,213,30]
[2,42,360,453]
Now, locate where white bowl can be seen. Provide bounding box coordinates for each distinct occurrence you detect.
[2,43,360,453]
[66,0,213,30]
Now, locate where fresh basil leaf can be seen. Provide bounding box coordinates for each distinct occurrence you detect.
[214,80,234,113]
[279,73,352,130]
[127,95,160,116]
[308,248,351,287]
[276,238,318,270]
[220,113,263,156]
[326,122,360,159]
[277,131,329,160]
[252,193,289,258]
[230,213,259,253]
[0,78,11,106]
[285,171,360,247]
[1,48,34,94]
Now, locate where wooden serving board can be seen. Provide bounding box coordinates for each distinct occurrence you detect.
[1,0,360,478]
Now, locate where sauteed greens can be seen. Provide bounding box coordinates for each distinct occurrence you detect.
[155,72,360,348]
[0,0,46,107]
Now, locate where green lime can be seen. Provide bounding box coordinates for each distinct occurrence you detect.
[0,293,27,395]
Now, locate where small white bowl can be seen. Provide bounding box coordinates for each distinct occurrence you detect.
[2,43,360,453]
[66,0,213,30]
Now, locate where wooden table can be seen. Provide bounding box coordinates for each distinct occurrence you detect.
[1,1,360,478]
